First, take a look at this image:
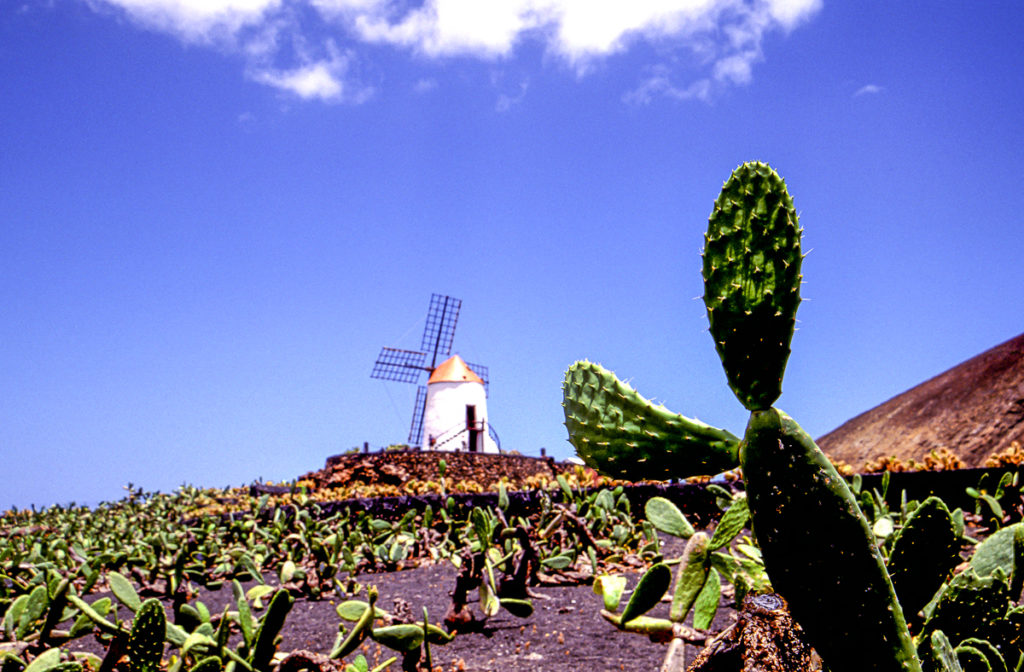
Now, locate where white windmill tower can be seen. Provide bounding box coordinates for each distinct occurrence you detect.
[371,294,501,453]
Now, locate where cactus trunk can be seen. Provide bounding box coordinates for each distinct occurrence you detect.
[741,409,920,672]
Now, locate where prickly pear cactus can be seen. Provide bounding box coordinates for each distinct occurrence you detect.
[742,408,918,672]
[127,599,166,672]
[887,496,963,624]
[920,568,1012,649]
[703,161,801,411]
[562,161,922,672]
[563,361,740,480]
[969,521,1024,598]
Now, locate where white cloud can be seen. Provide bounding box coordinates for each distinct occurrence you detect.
[494,77,528,112]
[413,78,438,93]
[713,51,756,85]
[854,83,883,97]
[624,65,711,104]
[766,0,822,29]
[252,60,343,99]
[92,0,281,42]
[353,0,541,57]
[249,47,373,101]
[82,0,824,103]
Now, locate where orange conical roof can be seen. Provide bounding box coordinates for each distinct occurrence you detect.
[428,355,484,385]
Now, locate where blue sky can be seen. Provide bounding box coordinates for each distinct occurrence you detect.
[2,1,1023,510]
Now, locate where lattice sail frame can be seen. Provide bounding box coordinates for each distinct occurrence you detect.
[421,294,461,367]
[408,386,428,445]
[370,347,429,383]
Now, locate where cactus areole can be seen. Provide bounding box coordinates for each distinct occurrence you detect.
[561,161,923,672]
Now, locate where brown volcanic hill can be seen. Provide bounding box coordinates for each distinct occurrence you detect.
[817,332,1024,470]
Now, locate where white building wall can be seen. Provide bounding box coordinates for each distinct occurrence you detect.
[421,380,499,453]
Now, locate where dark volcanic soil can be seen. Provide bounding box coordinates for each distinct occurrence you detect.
[269,563,735,672]
[71,561,736,672]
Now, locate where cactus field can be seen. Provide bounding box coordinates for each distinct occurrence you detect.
[2,459,1023,672]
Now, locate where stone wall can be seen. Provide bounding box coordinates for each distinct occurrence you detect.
[305,450,567,490]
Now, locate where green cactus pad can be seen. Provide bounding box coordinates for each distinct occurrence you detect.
[954,646,991,672]
[644,497,695,539]
[887,496,963,624]
[691,567,720,630]
[741,408,919,672]
[499,598,534,618]
[593,574,628,612]
[370,624,425,653]
[127,599,166,672]
[957,639,1006,672]
[250,590,294,672]
[703,161,802,410]
[930,631,965,672]
[920,568,1012,648]
[620,562,671,624]
[708,493,749,551]
[23,649,62,672]
[670,532,710,622]
[562,361,740,480]
[970,522,1024,598]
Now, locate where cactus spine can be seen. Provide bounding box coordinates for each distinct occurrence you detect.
[562,161,921,672]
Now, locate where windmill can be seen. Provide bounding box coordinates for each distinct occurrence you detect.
[371,294,498,452]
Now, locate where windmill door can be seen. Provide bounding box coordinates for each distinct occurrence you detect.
[466,405,479,452]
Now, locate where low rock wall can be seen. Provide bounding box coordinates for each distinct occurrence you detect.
[307,450,566,490]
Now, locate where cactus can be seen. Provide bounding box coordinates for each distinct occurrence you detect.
[249,589,294,672]
[886,496,962,625]
[127,599,166,672]
[957,639,1006,672]
[188,658,223,672]
[595,494,761,672]
[20,649,82,672]
[920,568,1012,652]
[562,161,921,672]
[619,562,672,625]
[929,631,965,672]
[969,522,1024,598]
[563,361,740,480]
[742,408,918,671]
[669,533,710,622]
[703,161,802,411]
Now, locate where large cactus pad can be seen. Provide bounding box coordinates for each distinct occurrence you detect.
[741,408,919,672]
[887,497,963,625]
[562,361,740,480]
[703,161,802,411]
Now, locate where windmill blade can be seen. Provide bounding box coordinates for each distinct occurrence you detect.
[371,347,429,383]
[408,386,427,446]
[465,361,489,395]
[421,294,461,366]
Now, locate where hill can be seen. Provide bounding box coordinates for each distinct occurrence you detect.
[818,332,1024,470]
